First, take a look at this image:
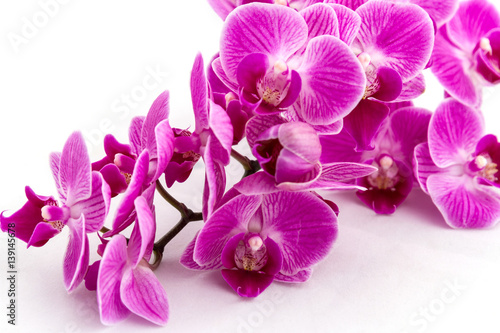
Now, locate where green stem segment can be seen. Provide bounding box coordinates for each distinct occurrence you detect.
[231,148,261,177]
[152,180,204,269]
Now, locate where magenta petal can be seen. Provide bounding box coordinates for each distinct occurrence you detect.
[261,191,337,275]
[108,150,150,236]
[180,232,224,271]
[371,67,403,102]
[300,4,339,52]
[191,54,210,132]
[414,143,441,194]
[431,27,482,107]
[277,70,302,108]
[152,119,174,182]
[208,101,233,165]
[327,3,361,45]
[237,53,269,94]
[427,174,500,228]
[411,0,459,27]
[97,235,130,325]
[261,237,282,276]
[142,91,170,152]
[396,74,426,101]
[194,195,263,266]
[73,171,110,233]
[203,136,227,219]
[297,35,366,125]
[320,130,362,164]
[63,215,89,293]
[246,114,287,149]
[343,99,390,152]
[356,1,434,81]
[428,98,484,168]
[49,152,65,202]
[120,261,169,326]
[59,132,92,206]
[356,161,414,214]
[221,232,246,269]
[274,268,312,283]
[128,197,156,268]
[0,187,57,247]
[234,172,279,195]
[324,0,367,11]
[220,3,308,81]
[129,116,145,157]
[445,0,500,53]
[212,58,240,93]
[221,269,274,297]
[390,106,432,161]
[28,222,61,248]
[84,260,100,291]
[100,164,128,197]
[475,28,500,84]
[207,0,236,20]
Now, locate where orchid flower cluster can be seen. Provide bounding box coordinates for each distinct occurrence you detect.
[2,0,500,327]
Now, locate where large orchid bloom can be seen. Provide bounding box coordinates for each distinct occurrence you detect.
[414,98,500,228]
[97,196,169,325]
[1,132,111,292]
[104,92,174,236]
[213,3,366,128]
[343,0,434,151]
[172,53,233,219]
[320,104,431,214]
[431,0,500,107]
[181,189,337,297]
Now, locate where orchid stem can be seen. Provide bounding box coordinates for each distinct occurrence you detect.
[231,148,261,177]
[155,179,190,219]
[151,211,203,269]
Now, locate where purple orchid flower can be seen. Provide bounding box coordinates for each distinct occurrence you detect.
[321,104,431,214]
[213,3,366,128]
[342,0,434,151]
[431,0,500,107]
[104,92,174,236]
[97,196,168,325]
[414,98,500,228]
[181,188,337,297]
[1,132,111,292]
[172,53,233,219]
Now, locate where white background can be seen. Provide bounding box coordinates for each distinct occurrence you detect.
[1,1,500,332]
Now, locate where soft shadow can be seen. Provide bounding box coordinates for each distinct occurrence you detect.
[402,189,448,229]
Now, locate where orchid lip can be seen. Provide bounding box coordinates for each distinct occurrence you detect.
[256,60,292,107]
[234,233,268,272]
[367,155,400,190]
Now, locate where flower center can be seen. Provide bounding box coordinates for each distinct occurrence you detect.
[234,234,268,272]
[470,154,498,183]
[367,155,400,190]
[256,60,291,106]
[480,37,493,55]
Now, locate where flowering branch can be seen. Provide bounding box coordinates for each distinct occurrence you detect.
[231,148,261,177]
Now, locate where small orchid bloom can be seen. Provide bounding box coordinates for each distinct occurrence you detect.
[1,132,111,292]
[92,135,135,197]
[181,189,337,297]
[431,0,500,107]
[97,196,168,325]
[105,92,175,236]
[214,3,366,127]
[414,98,500,228]
[321,105,431,214]
[172,53,233,218]
[252,121,322,185]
